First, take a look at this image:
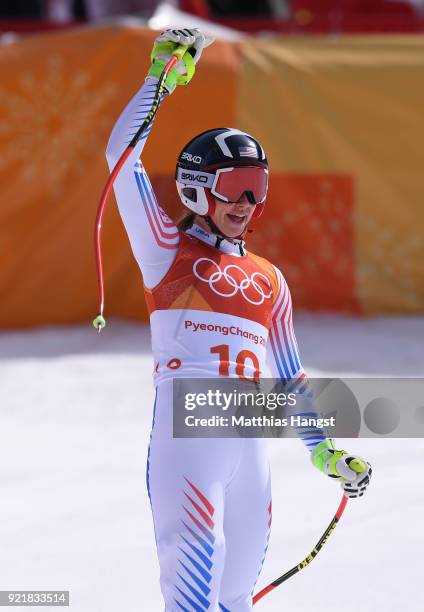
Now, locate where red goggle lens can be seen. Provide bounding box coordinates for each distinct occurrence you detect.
[211,167,268,204]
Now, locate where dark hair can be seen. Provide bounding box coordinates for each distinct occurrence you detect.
[177,211,196,231]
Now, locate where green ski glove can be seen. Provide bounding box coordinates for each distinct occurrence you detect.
[311,440,372,498]
[148,28,214,94]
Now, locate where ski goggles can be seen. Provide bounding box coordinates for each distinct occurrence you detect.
[177,165,269,204]
[211,166,269,205]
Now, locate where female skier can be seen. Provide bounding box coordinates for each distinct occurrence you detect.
[105,29,372,611]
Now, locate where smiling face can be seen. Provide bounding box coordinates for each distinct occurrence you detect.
[208,195,257,238]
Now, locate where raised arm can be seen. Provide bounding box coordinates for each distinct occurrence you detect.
[105,29,213,289]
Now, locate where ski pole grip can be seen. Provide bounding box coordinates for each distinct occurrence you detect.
[172,44,189,62]
[349,458,366,473]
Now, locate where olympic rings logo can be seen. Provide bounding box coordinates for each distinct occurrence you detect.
[193,258,272,305]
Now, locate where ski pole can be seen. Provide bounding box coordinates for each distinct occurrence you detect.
[92,44,188,332]
[253,494,348,605]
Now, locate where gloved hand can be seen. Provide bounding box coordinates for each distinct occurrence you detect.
[311,440,372,498]
[148,28,214,94]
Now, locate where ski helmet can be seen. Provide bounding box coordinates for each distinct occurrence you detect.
[175,128,269,220]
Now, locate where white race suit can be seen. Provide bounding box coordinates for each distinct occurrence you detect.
[105,78,329,612]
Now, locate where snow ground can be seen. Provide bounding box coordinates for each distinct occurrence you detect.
[0,314,423,612]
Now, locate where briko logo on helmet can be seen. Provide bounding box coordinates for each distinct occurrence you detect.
[181,152,202,164]
[175,128,269,219]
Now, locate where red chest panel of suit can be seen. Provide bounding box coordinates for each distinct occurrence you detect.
[144,232,279,329]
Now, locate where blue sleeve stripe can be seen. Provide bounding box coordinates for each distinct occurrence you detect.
[266,265,330,453]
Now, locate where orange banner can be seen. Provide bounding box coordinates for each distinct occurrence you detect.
[1,28,423,328]
[0,26,238,327]
[238,35,424,314]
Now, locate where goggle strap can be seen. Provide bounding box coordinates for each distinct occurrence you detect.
[176,167,215,188]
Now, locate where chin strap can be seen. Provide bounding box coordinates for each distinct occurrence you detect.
[204,215,246,255]
[214,235,224,249]
[204,214,222,237]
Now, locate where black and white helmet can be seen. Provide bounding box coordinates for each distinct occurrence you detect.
[175,128,268,219]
